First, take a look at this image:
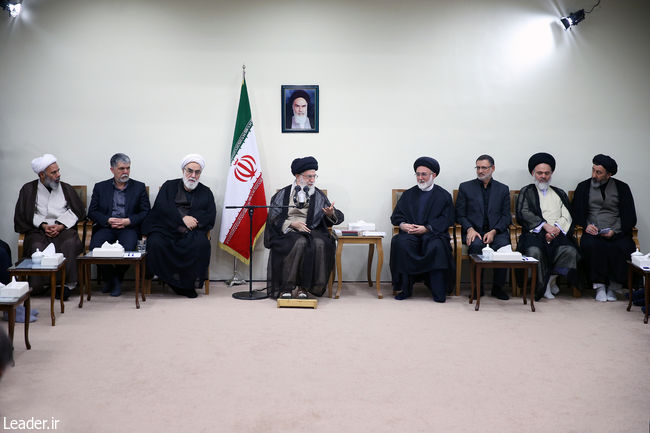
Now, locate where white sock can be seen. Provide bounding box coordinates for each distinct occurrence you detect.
[594,283,607,302]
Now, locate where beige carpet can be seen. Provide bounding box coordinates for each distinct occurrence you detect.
[1,282,649,433]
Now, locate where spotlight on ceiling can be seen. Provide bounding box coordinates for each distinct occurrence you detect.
[560,0,602,30]
[2,1,22,17]
[560,9,585,30]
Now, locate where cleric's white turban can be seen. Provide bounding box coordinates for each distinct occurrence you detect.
[181,154,205,171]
[31,154,57,174]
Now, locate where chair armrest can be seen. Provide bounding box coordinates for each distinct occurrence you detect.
[574,225,584,246]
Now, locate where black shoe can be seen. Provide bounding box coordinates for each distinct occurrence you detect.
[394,292,410,300]
[55,287,71,301]
[110,280,122,297]
[102,280,114,294]
[491,287,510,301]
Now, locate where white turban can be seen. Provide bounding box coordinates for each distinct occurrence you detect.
[31,154,57,174]
[181,154,205,170]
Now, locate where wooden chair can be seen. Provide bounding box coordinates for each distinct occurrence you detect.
[391,188,459,296]
[17,185,88,259]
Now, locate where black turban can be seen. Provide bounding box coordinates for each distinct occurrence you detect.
[290,90,310,105]
[592,154,617,175]
[291,156,318,175]
[528,152,556,173]
[413,156,440,175]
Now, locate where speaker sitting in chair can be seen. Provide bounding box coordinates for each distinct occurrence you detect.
[265,156,343,300]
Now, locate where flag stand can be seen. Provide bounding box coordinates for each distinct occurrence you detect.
[225,257,246,287]
[227,205,270,300]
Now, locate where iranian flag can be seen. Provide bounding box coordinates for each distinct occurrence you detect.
[218,78,267,263]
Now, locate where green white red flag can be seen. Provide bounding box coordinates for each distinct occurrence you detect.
[218,78,267,263]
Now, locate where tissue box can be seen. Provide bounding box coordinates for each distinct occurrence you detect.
[41,253,65,266]
[348,221,375,231]
[0,280,29,298]
[632,254,650,269]
[491,251,523,261]
[92,247,124,257]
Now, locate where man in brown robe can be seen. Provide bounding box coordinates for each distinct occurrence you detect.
[14,154,85,299]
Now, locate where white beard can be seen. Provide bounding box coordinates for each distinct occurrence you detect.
[183,178,198,191]
[591,179,602,188]
[417,178,435,191]
[294,114,308,126]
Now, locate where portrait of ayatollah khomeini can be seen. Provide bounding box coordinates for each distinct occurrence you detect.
[282,86,319,133]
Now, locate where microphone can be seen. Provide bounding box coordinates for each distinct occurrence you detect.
[296,185,307,208]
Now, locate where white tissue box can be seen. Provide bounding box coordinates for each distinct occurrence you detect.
[491,251,523,261]
[348,221,376,231]
[0,280,29,298]
[92,247,125,257]
[632,254,650,269]
[41,253,65,266]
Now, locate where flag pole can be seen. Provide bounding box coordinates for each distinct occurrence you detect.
[225,257,246,287]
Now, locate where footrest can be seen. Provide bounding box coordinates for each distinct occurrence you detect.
[277,299,318,309]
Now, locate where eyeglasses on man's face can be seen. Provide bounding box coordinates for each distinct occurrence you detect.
[475,165,493,171]
[184,167,202,176]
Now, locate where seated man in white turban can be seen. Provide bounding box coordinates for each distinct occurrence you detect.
[265,156,343,299]
[14,154,85,300]
[142,154,216,298]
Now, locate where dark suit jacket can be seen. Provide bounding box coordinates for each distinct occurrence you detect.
[455,178,510,239]
[88,179,150,234]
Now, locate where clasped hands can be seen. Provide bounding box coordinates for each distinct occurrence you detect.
[400,222,428,235]
[466,228,495,245]
[108,217,131,229]
[543,223,562,243]
[585,223,614,238]
[41,223,64,238]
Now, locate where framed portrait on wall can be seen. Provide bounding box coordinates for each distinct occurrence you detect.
[281,85,319,133]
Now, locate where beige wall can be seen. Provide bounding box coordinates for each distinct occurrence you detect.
[1,0,648,282]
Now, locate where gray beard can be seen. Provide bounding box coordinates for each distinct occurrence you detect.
[533,177,550,191]
[591,179,602,188]
[45,178,60,190]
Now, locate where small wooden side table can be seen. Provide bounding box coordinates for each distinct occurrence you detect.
[334,235,384,299]
[77,252,147,309]
[627,261,649,324]
[469,254,538,312]
[0,288,33,353]
[9,259,67,326]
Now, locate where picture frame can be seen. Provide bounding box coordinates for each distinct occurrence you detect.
[281,85,319,133]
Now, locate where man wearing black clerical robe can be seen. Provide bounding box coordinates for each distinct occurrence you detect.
[142,154,216,298]
[572,154,637,302]
[390,156,455,302]
[516,152,579,301]
[265,156,343,299]
[14,154,85,299]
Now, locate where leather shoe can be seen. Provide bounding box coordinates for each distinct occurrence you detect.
[491,287,510,300]
[54,287,71,301]
[110,280,122,297]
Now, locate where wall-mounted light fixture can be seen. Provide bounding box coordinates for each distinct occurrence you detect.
[560,0,601,30]
[2,1,22,17]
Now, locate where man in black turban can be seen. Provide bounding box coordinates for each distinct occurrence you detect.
[572,154,637,301]
[389,157,455,302]
[265,156,343,299]
[515,153,579,301]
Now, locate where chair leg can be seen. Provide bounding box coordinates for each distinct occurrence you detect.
[204,279,210,295]
[572,286,581,298]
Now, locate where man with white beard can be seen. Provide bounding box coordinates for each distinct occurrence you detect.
[286,90,313,130]
[142,154,216,298]
[572,154,637,302]
[14,154,85,299]
[390,157,455,302]
[515,152,579,301]
[88,153,151,296]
